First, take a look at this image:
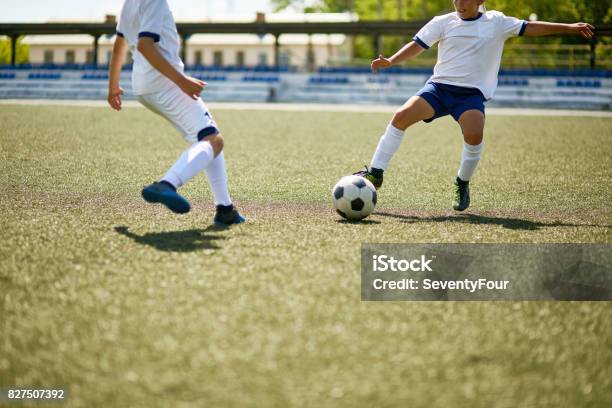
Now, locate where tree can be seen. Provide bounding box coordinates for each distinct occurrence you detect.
[0,37,29,65]
[271,0,609,22]
[270,0,610,65]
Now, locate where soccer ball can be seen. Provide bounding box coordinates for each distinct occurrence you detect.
[332,175,377,220]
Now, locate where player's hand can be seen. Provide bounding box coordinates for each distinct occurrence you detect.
[178,76,207,100]
[371,54,393,73]
[570,23,595,39]
[107,86,124,111]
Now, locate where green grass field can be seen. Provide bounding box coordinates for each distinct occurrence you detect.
[1,104,611,407]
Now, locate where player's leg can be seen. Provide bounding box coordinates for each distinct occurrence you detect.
[199,131,246,226]
[137,93,198,213]
[391,95,436,131]
[355,96,435,188]
[453,109,485,211]
[190,102,245,226]
[160,128,222,190]
[141,127,221,215]
[139,88,242,223]
[164,94,243,225]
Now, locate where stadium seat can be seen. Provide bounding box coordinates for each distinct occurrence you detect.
[367,76,390,84]
[242,75,279,82]
[28,72,62,79]
[81,73,109,80]
[308,76,349,84]
[194,74,227,82]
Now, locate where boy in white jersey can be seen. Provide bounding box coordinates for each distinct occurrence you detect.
[107,0,245,226]
[355,0,594,211]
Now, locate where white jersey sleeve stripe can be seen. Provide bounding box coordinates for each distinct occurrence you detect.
[414,17,443,49]
[118,0,184,95]
[501,13,528,38]
[413,36,430,50]
[138,32,160,42]
[138,0,165,38]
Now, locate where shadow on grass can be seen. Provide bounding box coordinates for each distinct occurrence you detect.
[336,219,381,225]
[375,212,608,231]
[114,226,226,252]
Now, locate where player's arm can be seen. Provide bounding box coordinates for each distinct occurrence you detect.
[108,35,128,111]
[137,37,206,100]
[523,22,595,39]
[371,41,425,73]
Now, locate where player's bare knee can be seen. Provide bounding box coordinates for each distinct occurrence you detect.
[203,134,223,157]
[197,126,223,156]
[391,108,412,130]
[463,132,484,145]
[212,134,224,156]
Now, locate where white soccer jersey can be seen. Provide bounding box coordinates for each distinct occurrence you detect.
[117,0,184,95]
[414,11,527,100]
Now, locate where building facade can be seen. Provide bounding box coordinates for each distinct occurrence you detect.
[21,13,352,68]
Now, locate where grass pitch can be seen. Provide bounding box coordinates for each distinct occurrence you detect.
[1,104,611,407]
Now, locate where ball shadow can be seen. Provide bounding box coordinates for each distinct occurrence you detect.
[336,218,381,225]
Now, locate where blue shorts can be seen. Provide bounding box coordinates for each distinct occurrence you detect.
[416,81,486,123]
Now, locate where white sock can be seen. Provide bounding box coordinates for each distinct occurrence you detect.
[370,124,405,170]
[204,152,232,206]
[162,141,214,189]
[457,142,484,182]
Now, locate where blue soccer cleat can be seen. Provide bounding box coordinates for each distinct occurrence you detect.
[213,205,246,227]
[141,181,191,214]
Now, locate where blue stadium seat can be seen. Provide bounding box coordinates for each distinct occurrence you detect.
[82,73,109,80]
[185,65,290,74]
[367,76,390,84]
[28,72,61,79]
[308,76,349,84]
[242,75,279,82]
[498,78,529,87]
[195,74,227,82]
[556,79,604,88]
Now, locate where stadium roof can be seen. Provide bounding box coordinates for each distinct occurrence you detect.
[21,33,348,46]
[3,21,610,37]
[33,12,356,24]
[18,12,353,46]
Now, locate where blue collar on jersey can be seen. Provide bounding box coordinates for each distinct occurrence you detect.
[460,12,483,21]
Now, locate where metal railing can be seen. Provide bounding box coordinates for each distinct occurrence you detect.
[333,44,612,70]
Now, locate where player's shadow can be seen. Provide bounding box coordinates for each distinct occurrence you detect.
[374,212,608,231]
[114,226,227,252]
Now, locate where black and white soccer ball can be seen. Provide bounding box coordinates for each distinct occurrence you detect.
[332,175,377,220]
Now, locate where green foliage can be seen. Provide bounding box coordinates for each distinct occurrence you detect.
[271,0,296,12]
[272,0,610,23]
[271,0,609,64]
[0,36,29,64]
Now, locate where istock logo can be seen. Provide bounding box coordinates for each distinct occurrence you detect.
[372,255,434,272]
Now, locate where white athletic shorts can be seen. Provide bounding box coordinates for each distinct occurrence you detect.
[137,85,219,144]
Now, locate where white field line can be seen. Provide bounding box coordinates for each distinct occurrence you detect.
[1,99,611,117]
